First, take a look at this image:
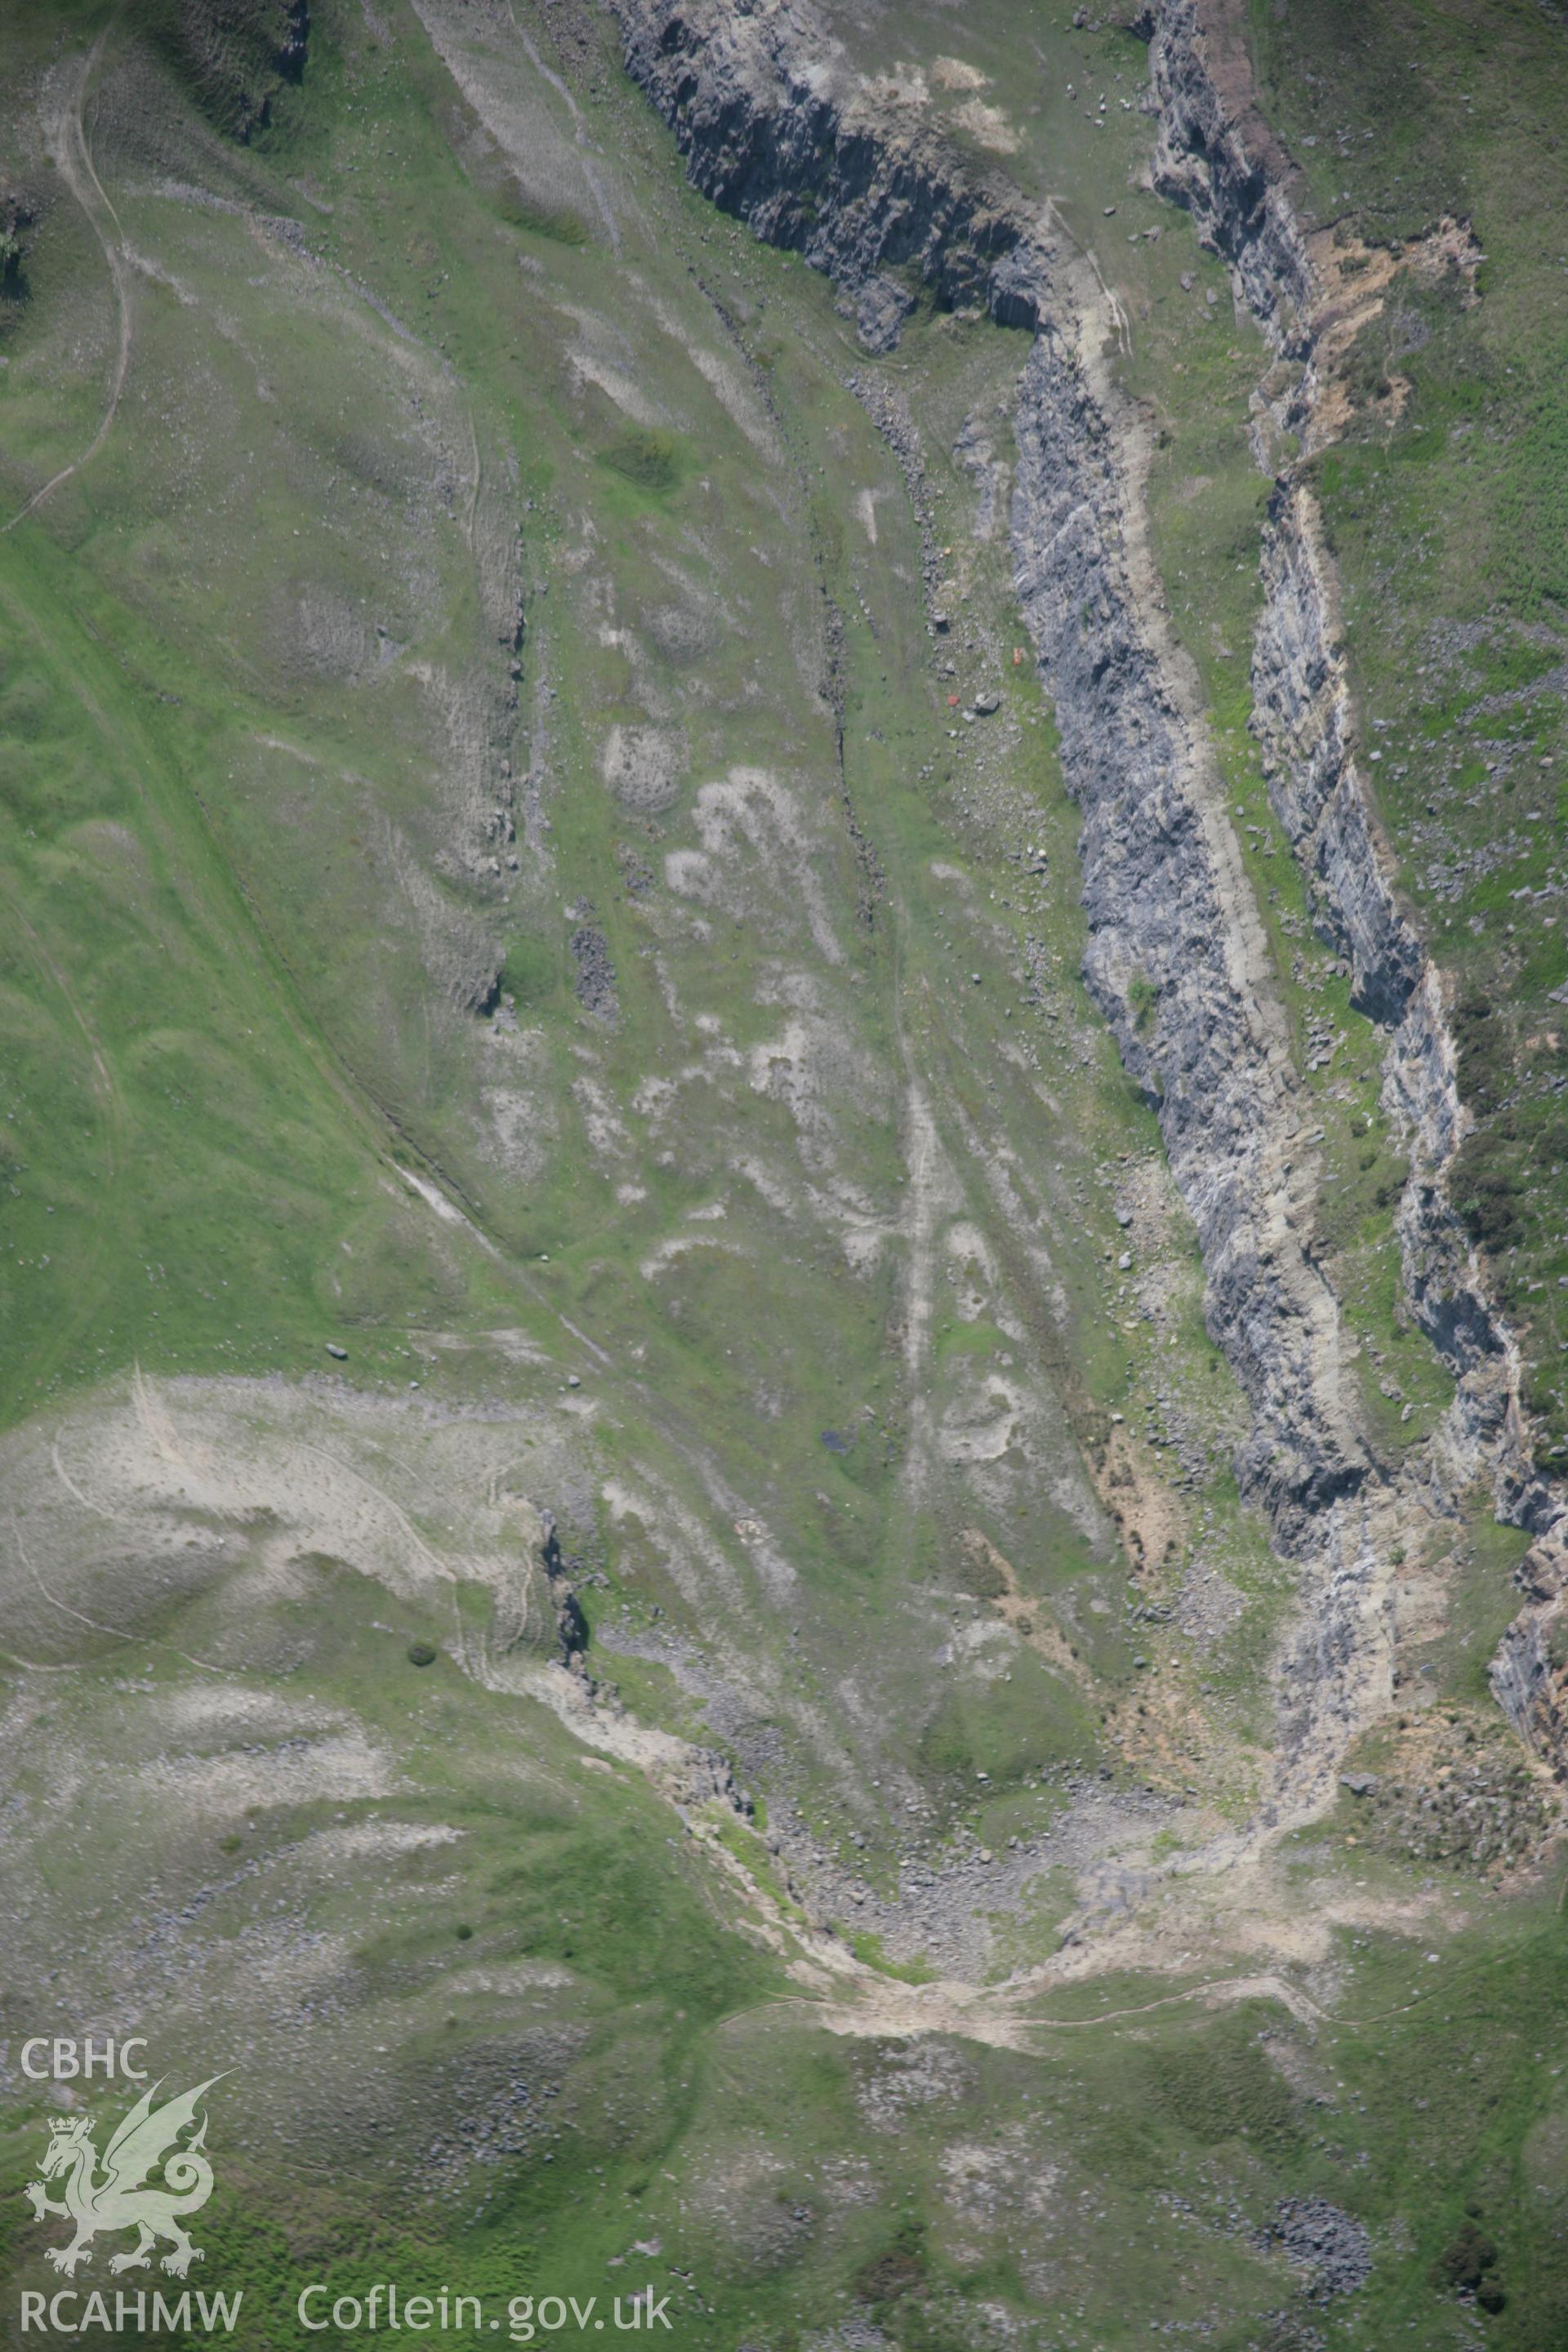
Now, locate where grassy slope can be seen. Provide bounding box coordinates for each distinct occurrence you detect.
[3,0,1166,1871]
[0,0,524,1420]
[0,1,1565,2346]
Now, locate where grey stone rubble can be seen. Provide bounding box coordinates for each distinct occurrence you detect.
[569,920,620,1025]
[1265,2198,1374,2301]
[843,370,944,630]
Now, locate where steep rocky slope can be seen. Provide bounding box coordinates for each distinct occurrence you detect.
[3,0,1567,2341]
[608,0,1568,1820]
[1149,0,1568,1766]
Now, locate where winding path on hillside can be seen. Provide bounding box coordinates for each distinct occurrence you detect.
[4,27,131,533]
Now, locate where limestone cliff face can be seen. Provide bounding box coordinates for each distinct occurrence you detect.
[614,0,1050,345]
[611,0,1401,1811]
[609,0,1565,1795]
[1148,0,1312,338]
[1007,335,1370,1543]
[1147,0,1566,1766]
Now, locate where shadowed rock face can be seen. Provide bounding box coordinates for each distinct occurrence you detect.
[612,0,1376,1748]
[1147,0,1568,1763]
[1148,0,1314,337]
[610,0,1568,1788]
[1007,328,1370,1547]
[614,0,1053,333]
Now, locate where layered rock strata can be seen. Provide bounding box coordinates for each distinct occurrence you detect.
[1148,0,1567,1769]
[608,0,1564,1796]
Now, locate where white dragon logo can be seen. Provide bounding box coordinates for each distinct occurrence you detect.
[24,2078,222,2279]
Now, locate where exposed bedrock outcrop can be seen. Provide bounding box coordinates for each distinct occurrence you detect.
[609,0,1567,1800]
[615,0,1051,343]
[1147,0,1312,347]
[1148,0,1566,1766]
[1009,332,1369,1543]
[609,0,1416,1817]
[1010,315,1418,1801]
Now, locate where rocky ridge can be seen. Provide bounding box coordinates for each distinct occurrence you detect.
[1147,0,1568,1773]
[609,0,1425,1826]
[613,0,1053,344]
[609,0,1565,1831]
